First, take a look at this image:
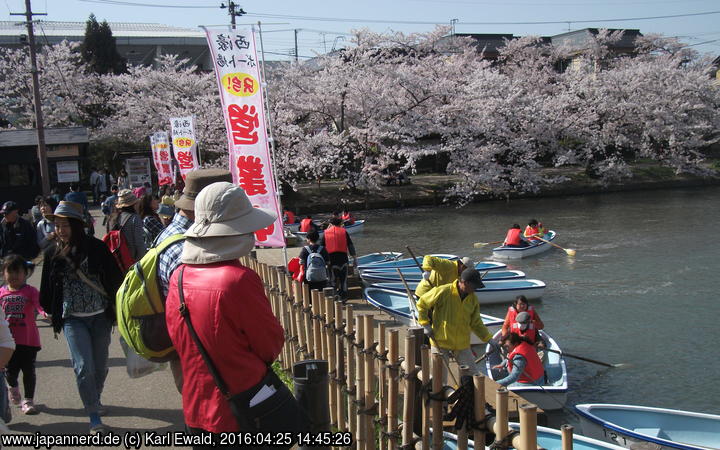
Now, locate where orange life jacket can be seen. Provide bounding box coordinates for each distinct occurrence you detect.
[284,210,296,224]
[341,212,355,225]
[324,225,348,254]
[300,218,313,232]
[524,225,541,241]
[505,305,537,325]
[507,341,544,383]
[504,228,522,246]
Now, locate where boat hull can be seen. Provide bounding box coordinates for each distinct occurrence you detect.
[357,254,458,271]
[371,279,544,305]
[483,330,568,411]
[492,230,557,260]
[360,269,525,285]
[575,404,720,450]
[361,260,507,273]
[354,252,403,266]
[363,288,504,333]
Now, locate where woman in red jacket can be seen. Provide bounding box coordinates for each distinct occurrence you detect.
[165,182,284,441]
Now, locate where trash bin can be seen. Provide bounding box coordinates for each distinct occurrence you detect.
[293,360,330,449]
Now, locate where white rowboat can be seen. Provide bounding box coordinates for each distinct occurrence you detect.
[575,403,720,450]
[492,230,557,260]
[483,330,568,411]
[371,279,545,305]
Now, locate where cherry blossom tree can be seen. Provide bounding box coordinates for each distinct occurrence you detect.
[0,40,103,128]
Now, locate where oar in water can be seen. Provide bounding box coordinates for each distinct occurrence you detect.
[472,240,504,248]
[534,235,576,256]
[545,347,623,368]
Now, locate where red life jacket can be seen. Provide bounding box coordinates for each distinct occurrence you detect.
[300,218,313,232]
[504,228,522,246]
[284,210,296,224]
[324,225,348,254]
[507,341,544,383]
[524,225,541,241]
[341,213,355,225]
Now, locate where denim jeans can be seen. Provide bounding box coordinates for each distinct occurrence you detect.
[63,313,111,415]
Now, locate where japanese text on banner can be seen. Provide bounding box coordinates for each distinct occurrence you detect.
[169,116,200,181]
[205,27,284,247]
[150,132,174,186]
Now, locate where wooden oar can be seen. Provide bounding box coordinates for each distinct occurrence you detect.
[405,246,425,272]
[545,347,622,368]
[534,235,576,256]
[396,268,420,326]
[472,240,503,248]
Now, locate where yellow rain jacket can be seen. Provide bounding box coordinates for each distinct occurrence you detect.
[414,255,462,297]
[416,281,493,351]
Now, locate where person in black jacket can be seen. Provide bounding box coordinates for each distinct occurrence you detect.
[39,201,122,434]
[0,201,39,261]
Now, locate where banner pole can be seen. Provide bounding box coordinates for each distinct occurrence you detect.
[256,21,288,267]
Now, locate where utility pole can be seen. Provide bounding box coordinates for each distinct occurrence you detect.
[451,18,458,36]
[220,1,246,30]
[11,0,50,196]
[294,29,299,62]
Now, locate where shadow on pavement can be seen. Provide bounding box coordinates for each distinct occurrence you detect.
[35,357,126,369]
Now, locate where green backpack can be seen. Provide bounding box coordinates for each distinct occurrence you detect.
[116,234,185,362]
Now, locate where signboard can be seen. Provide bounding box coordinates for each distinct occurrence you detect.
[205,27,284,247]
[125,158,152,188]
[56,160,79,183]
[169,116,200,181]
[150,132,174,185]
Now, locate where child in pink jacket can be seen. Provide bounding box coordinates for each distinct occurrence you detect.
[0,254,45,415]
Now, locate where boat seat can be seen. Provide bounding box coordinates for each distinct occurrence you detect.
[633,428,670,440]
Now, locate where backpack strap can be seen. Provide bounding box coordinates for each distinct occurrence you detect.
[317,246,323,254]
[153,233,186,253]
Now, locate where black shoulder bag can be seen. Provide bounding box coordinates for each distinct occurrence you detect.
[176,267,309,445]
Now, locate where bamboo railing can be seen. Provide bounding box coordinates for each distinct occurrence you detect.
[243,256,585,450]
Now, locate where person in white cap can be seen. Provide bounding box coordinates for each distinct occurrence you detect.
[414,255,475,297]
[164,182,284,438]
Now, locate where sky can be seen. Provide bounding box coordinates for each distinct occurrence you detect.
[4,0,720,60]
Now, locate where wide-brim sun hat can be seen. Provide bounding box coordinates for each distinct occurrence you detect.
[116,189,139,208]
[185,181,276,238]
[47,201,85,222]
[174,168,233,211]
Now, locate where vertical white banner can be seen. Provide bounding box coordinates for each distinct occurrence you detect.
[169,116,200,182]
[150,132,174,186]
[205,28,284,247]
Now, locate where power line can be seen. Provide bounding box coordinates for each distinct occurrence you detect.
[242,9,720,26]
[78,0,215,8]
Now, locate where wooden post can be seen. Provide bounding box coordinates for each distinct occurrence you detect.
[277,268,295,369]
[457,365,469,450]
[324,289,338,429]
[345,305,357,441]
[519,403,538,450]
[431,352,444,450]
[494,388,509,445]
[387,330,399,450]
[355,316,366,450]
[292,278,306,359]
[401,334,416,449]
[271,268,288,368]
[473,375,486,447]
[377,323,387,450]
[311,290,323,361]
[302,283,314,358]
[317,290,327,360]
[363,315,376,450]
[420,345,431,450]
[334,301,346,432]
[561,424,574,450]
